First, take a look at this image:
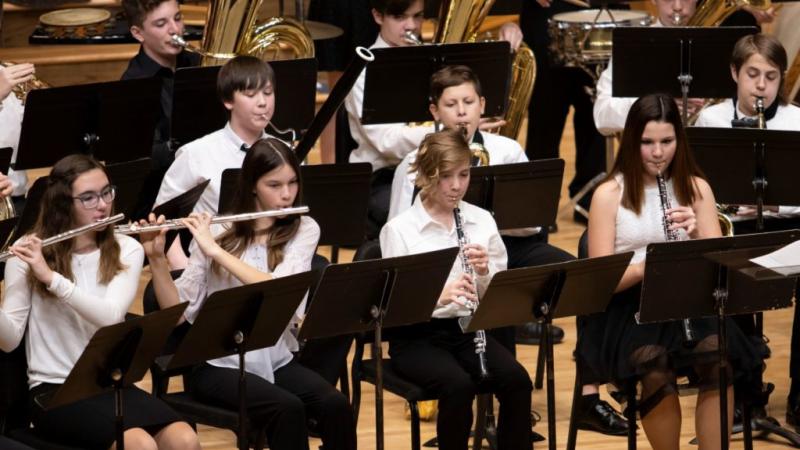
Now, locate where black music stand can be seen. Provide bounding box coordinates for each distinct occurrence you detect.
[35,303,188,450]
[298,247,460,450]
[361,41,511,125]
[157,272,314,450]
[171,59,317,148]
[0,147,12,174]
[0,216,19,253]
[462,252,633,450]
[687,127,800,232]
[465,159,565,229]
[151,179,210,253]
[15,78,161,170]
[612,27,757,123]
[219,163,372,262]
[638,230,800,450]
[105,158,152,221]
[10,176,47,243]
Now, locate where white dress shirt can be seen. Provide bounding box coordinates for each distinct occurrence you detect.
[380,199,507,319]
[694,99,800,216]
[0,235,144,387]
[0,94,29,196]
[593,21,664,136]
[155,122,269,214]
[388,132,529,221]
[175,216,320,383]
[344,36,435,171]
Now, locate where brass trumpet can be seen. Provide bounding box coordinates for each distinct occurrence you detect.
[0,214,125,262]
[115,207,309,235]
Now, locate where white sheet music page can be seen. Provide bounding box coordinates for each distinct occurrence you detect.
[750,240,800,276]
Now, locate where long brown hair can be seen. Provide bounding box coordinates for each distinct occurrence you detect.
[212,137,303,273]
[612,94,706,214]
[27,155,124,296]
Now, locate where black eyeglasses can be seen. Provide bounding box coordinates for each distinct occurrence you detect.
[73,185,116,209]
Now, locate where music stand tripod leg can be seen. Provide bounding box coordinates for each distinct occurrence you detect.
[112,369,125,450]
[234,332,249,450]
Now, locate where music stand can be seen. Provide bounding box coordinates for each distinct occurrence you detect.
[157,272,314,450]
[298,247,460,450]
[10,176,47,243]
[0,147,12,174]
[465,159,565,229]
[361,41,511,124]
[15,78,161,170]
[612,27,757,123]
[219,163,372,261]
[105,158,152,221]
[0,216,19,252]
[462,252,633,450]
[638,230,800,450]
[171,59,317,148]
[151,179,211,253]
[36,303,188,450]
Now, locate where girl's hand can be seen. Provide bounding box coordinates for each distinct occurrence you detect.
[138,214,168,259]
[439,273,477,306]
[182,212,221,258]
[667,206,697,235]
[9,235,54,285]
[463,243,489,276]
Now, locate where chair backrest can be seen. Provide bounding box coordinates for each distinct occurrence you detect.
[578,229,589,259]
[353,239,382,262]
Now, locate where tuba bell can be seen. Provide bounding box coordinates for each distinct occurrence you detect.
[172,0,314,65]
[434,0,537,140]
[687,0,772,26]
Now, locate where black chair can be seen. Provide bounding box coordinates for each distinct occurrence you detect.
[0,340,83,450]
[334,106,358,165]
[349,239,496,450]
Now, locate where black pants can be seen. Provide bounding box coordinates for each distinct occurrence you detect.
[366,167,395,239]
[521,2,605,204]
[187,359,356,450]
[390,319,533,450]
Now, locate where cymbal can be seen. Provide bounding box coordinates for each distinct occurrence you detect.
[303,20,344,41]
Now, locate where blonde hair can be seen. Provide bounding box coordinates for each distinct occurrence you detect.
[410,128,471,200]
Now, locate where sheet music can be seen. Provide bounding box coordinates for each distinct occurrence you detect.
[750,240,800,276]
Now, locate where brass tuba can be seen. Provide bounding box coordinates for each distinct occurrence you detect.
[434,0,537,140]
[687,0,772,26]
[172,0,314,65]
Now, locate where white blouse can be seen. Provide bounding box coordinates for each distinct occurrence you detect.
[175,216,320,382]
[380,199,507,319]
[0,235,145,387]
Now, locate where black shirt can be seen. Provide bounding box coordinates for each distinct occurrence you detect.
[121,47,200,168]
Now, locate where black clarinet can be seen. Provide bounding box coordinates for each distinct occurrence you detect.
[656,172,697,347]
[453,207,490,380]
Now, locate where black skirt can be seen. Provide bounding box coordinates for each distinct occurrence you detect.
[29,383,183,450]
[576,284,764,416]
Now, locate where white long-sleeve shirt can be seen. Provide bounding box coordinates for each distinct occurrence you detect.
[174,216,320,382]
[0,235,144,387]
[344,36,434,171]
[0,94,29,196]
[380,199,507,318]
[155,122,269,214]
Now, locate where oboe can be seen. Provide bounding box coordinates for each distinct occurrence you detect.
[453,207,490,380]
[115,207,309,235]
[0,213,126,262]
[655,172,697,347]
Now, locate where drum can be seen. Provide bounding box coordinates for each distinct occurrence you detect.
[38,8,113,39]
[548,9,652,67]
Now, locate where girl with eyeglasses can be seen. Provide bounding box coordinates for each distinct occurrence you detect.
[0,154,200,450]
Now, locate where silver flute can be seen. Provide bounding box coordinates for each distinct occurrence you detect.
[453,207,490,380]
[115,207,309,235]
[656,172,697,347]
[0,213,126,262]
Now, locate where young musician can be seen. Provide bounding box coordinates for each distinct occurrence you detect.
[0,62,36,211]
[346,0,522,239]
[143,138,356,450]
[584,94,761,449]
[0,155,200,450]
[380,128,534,450]
[156,55,275,268]
[694,33,800,430]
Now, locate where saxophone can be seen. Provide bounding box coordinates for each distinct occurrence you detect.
[656,171,697,347]
[453,207,490,380]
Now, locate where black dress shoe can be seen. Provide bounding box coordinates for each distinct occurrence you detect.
[515,322,565,345]
[787,399,800,432]
[575,399,629,436]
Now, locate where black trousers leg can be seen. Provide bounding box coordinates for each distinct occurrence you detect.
[274,360,357,450]
[187,363,309,450]
[297,334,354,387]
[567,69,605,201]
